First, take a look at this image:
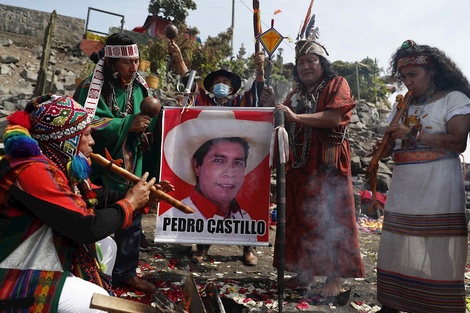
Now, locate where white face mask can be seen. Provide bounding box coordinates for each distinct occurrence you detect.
[212,83,230,98]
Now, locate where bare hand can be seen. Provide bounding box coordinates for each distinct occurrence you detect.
[168,40,183,61]
[368,138,395,158]
[156,180,175,193]
[253,51,265,69]
[386,124,412,141]
[130,113,151,133]
[275,103,296,122]
[260,86,275,107]
[124,172,156,211]
[148,180,175,205]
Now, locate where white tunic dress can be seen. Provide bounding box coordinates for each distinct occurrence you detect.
[377,91,470,313]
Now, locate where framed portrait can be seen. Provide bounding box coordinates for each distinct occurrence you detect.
[155,106,274,246]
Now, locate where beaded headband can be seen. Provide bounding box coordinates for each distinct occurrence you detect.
[397,55,431,70]
[84,44,149,122]
[104,44,139,58]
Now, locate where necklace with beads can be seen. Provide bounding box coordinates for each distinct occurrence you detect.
[288,79,327,168]
[109,80,135,117]
[406,88,438,126]
[411,87,437,105]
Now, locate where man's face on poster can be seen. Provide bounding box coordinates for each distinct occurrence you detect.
[194,140,246,208]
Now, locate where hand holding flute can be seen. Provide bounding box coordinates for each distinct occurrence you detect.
[366,91,412,174]
[124,172,157,213]
[90,152,195,214]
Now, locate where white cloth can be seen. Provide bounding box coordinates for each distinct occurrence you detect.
[156,197,260,245]
[59,237,116,312]
[95,236,117,276]
[0,224,62,271]
[377,91,470,311]
[57,274,109,313]
[380,91,470,273]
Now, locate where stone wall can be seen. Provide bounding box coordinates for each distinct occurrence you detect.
[0,4,84,45]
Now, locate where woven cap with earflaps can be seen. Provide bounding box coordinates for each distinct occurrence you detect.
[29,94,89,160]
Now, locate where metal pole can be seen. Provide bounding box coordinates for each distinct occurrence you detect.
[84,7,91,38]
[275,111,286,313]
[120,17,125,33]
[355,62,360,101]
[231,0,235,57]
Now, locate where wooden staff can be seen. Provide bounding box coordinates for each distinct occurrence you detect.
[253,0,261,53]
[366,91,412,212]
[90,152,195,214]
[274,110,287,313]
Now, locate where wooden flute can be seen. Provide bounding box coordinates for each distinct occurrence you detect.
[366,90,412,175]
[90,153,195,214]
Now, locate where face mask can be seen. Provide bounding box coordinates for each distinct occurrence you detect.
[212,83,230,98]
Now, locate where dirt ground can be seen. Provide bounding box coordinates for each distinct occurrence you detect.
[135,213,386,313]
[136,213,470,313]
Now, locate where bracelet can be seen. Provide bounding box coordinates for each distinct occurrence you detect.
[116,199,134,229]
[416,130,422,142]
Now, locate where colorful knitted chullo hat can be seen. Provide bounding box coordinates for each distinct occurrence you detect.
[29,94,89,161]
[3,94,92,185]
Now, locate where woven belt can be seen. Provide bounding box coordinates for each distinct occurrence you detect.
[394,148,457,165]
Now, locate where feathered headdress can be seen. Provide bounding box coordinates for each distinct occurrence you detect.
[295,0,329,59]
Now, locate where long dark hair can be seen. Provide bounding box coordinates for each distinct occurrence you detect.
[389,40,470,98]
[92,33,138,104]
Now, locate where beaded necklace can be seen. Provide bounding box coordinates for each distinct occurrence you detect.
[109,78,135,117]
[288,79,327,168]
[411,87,436,105]
[405,88,438,126]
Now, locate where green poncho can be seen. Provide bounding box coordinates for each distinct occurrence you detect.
[77,76,161,192]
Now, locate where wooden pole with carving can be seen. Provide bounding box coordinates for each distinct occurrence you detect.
[34,10,56,96]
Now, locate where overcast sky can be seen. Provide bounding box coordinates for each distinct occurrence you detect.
[3,0,470,77]
[3,0,470,159]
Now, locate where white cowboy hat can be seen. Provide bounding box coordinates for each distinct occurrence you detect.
[164,110,273,185]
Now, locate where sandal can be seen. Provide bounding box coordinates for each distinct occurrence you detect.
[115,276,156,293]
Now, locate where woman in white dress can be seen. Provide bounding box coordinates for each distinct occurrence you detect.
[374,40,470,313]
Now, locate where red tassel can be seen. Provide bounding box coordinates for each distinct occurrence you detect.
[7,111,31,130]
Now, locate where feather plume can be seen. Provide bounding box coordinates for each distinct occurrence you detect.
[308,27,320,41]
[304,14,315,39]
[296,20,304,40]
[299,0,315,38]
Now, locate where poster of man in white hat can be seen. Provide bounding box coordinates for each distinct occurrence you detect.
[155,107,274,246]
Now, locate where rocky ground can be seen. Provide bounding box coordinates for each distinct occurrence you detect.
[135,211,470,313]
[0,31,86,97]
[132,213,384,313]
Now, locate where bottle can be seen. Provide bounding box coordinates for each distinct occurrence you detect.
[271,209,277,225]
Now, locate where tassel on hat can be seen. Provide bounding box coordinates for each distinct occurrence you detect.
[3,110,40,158]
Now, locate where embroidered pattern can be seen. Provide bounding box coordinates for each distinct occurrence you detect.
[394,148,457,165]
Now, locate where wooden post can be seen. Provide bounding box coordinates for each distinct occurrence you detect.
[34,10,56,97]
[90,293,156,313]
[274,110,286,313]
